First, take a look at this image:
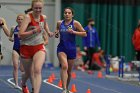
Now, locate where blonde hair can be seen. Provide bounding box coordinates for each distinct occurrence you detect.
[16,14,25,22]
[17,14,25,19]
[31,0,44,8]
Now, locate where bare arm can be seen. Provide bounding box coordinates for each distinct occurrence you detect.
[54,21,61,38]
[43,15,53,37]
[19,15,40,39]
[68,20,87,37]
[9,26,15,42]
[42,30,48,45]
[0,18,10,36]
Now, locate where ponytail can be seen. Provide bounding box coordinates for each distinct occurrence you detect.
[25,8,32,14]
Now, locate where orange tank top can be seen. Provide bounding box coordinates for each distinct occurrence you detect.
[29,13,44,27]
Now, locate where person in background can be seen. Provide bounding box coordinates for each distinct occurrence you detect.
[83,18,101,70]
[132,23,140,85]
[132,24,140,61]
[54,7,87,93]
[9,14,25,88]
[74,45,86,71]
[91,50,106,71]
[0,18,10,61]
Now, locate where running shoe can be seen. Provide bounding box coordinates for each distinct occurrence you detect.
[67,90,70,93]
[22,86,29,93]
[14,84,19,89]
[62,89,67,93]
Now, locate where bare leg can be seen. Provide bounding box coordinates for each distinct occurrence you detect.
[12,50,20,86]
[33,51,45,93]
[30,61,34,92]
[67,59,74,90]
[20,58,32,86]
[58,52,68,90]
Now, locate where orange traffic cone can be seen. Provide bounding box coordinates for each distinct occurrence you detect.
[71,72,76,79]
[47,76,53,83]
[58,80,62,88]
[97,71,103,78]
[70,84,77,93]
[86,88,91,93]
[51,73,56,80]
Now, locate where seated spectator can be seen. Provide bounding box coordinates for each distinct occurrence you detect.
[91,50,106,71]
[74,45,86,71]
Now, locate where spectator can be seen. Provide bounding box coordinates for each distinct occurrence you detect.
[74,45,86,71]
[83,18,101,70]
[91,50,106,71]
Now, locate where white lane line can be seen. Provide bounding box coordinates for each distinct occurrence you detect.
[7,78,72,93]
[7,76,122,93]
[43,74,122,93]
[43,79,73,93]
[7,78,22,90]
[43,79,62,89]
[0,78,21,93]
[75,79,122,93]
[0,78,15,88]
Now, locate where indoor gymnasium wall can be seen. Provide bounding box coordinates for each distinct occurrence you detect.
[0,0,61,67]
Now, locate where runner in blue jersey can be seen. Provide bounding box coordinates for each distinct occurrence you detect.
[55,7,87,93]
[9,14,24,88]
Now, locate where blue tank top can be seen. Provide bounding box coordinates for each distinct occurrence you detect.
[58,20,76,49]
[13,26,20,49]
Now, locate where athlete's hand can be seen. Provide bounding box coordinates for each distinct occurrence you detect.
[32,26,41,34]
[36,26,41,33]
[0,19,4,26]
[54,31,59,38]
[9,37,14,42]
[43,41,48,46]
[48,31,54,37]
[67,28,74,34]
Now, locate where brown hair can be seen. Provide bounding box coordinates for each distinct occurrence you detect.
[87,18,94,23]
[64,7,74,15]
[25,8,32,14]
